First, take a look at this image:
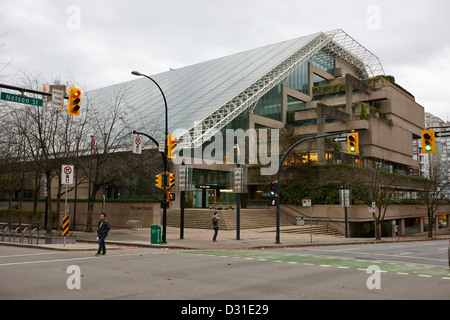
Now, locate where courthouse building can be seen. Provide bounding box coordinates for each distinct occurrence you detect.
[83,29,426,207]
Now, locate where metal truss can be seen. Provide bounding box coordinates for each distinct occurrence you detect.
[323,29,385,78]
[178,30,384,149]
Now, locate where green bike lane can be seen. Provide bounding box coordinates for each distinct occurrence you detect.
[187,250,450,279]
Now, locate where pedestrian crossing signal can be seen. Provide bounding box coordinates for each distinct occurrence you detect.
[167,192,175,202]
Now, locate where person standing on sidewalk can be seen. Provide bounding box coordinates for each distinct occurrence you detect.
[212,212,220,242]
[96,213,110,256]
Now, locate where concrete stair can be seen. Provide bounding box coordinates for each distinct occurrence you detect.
[276,225,338,236]
[166,208,294,231]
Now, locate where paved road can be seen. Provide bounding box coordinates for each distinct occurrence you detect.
[0,240,448,302]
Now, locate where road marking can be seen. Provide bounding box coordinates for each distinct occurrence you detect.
[188,251,450,279]
[0,252,60,259]
[0,252,144,267]
[418,274,432,278]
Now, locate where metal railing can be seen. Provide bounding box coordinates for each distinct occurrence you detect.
[125,220,142,231]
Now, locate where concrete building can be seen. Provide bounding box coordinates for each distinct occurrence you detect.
[76,29,427,206]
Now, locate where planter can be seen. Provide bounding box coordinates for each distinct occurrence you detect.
[45,236,76,244]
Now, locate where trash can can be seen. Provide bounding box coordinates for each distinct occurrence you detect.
[150,225,161,244]
[297,216,305,226]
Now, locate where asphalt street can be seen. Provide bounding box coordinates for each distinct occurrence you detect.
[0,240,448,301]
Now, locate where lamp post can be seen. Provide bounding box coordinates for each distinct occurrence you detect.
[131,71,169,244]
[234,144,241,240]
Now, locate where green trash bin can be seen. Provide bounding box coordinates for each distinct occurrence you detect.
[151,225,161,244]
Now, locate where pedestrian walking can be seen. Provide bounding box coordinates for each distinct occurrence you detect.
[212,212,220,242]
[96,213,110,256]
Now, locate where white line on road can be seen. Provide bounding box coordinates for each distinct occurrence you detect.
[0,252,144,267]
[0,252,60,259]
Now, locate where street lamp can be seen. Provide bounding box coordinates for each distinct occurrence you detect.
[234,145,241,240]
[131,70,169,244]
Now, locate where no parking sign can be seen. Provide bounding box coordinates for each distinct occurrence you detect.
[62,165,74,185]
[133,136,142,154]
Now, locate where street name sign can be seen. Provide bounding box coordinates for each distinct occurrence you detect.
[1,92,43,107]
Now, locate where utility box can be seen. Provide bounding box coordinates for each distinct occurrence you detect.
[150,225,161,244]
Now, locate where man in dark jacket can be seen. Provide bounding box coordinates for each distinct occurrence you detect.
[212,212,220,242]
[96,213,110,256]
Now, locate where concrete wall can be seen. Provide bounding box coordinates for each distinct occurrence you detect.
[0,201,161,231]
[283,204,450,236]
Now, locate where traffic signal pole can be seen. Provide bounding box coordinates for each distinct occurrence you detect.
[275,130,354,244]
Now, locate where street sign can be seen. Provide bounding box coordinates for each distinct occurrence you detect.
[158,140,165,153]
[332,136,348,143]
[61,165,74,185]
[176,165,192,192]
[62,216,70,237]
[340,189,350,207]
[51,88,65,109]
[133,136,142,154]
[369,202,376,213]
[302,199,311,207]
[1,92,43,107]
[232,167,248,193]
[435,131,450,138]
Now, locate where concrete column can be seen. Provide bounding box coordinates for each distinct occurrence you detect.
[418,217,424,233]
[399,218,405,236]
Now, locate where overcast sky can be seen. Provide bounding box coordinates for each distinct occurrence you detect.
[1,0,449,121]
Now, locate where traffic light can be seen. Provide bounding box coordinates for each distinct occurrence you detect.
[270,181,278,197]
[347,132,359,154]
[167,172,175,189]
[155,173,164,190]
[167,192,176,202]
[68,87,81,116]
[167,134,177,159]
[421,130,436,154]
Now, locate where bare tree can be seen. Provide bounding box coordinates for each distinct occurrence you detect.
[358,159,397,240]
[422,155,449,238]
[4,72,88,232]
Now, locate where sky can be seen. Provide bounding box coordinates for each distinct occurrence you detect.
[1,0,449,121]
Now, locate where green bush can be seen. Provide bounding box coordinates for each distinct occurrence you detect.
[353,221,393,238]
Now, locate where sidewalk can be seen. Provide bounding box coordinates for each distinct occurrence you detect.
[2,225,449,251]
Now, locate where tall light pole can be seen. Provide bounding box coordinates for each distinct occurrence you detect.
[131,70,169,244]
[234,144,241,240]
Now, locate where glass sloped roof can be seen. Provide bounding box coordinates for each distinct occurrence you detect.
[85,32,320,141]
[85,30,383,146]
